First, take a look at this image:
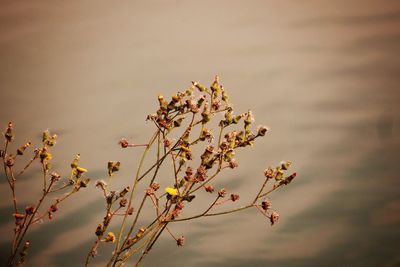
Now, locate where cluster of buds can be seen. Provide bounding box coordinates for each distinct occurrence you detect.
[194,165,207,182]
[171,202,185,219]
[264,161,297,187]
[145,182,160,196]
[81,77,297,265]
[42,130,57,147]
[70,154,90,190]
[48,200,60,220]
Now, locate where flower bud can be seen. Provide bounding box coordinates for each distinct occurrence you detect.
[270,211,280,226]
[78,178,90,188]
[105,232,116,243]
[280,161,291,170]
[275,168,284,181]
[261,200,271,211]
[108,161,121,177]
[280,172,297,185]
[176,236,185,247]
[25,205,35,215]
[127,207,134,215]
[221,86,229,103]
[264,167,274,179]
[136,227,146,238]
[151,182,160,191]
[4,122,14,142]
[50,172,61,182]
[257,126,269,137]
[218,188,227,198]
[5,156,14,167]
[192,81,207,92]
[174,117,184,127]
[205,185,214,193]
[230,194,240,202]
[71,154,80,169]
[118,138,129,148]
[228,158,238,169]
[164,138,172,148]
[17,142,31,155]
[119,198,128,207]
[119,186,130,198]
[95,224,103,236]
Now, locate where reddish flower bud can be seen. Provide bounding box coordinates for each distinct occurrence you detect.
[230,194,240,202]
[118,138,129,148]
[127,207,134,215]
[264,167,274,179]
[120,198,128,207]
[150,182,160,191]
[25,205,35,215]
[205,185,214,193]
[261,200,271,211]
[270,211,280,226]
[176,236,185,247]
[228,159,238,169]
[218,188,227,198]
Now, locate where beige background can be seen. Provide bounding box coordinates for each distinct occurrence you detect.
[1,1,400,266]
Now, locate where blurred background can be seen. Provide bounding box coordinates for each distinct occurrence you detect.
[1,0,399,266]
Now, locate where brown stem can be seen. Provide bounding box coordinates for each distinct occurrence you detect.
[171,195,221,222]
[8,178,55,266]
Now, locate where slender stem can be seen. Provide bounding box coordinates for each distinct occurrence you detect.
[189,168,221,195]
[8,178,55,266]
[9,168,18,214]
[171,195,220,222]
[204,203,254,217]
[48,183,71,193]
[135,223,167,267]
[113,222,162,267]
[217,126,224,148]
[42,162,47,193]
[204,184,284,217]
[12,214,28,252]
[170,152,180,195]
[114,130,159,256]
[30,190,75,224]
[258,183,282,199]
[2,140,14,194]
[16,152,39,177]
[253,177,269,204]
[85,202,122,267]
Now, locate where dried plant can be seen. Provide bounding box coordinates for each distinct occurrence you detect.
[2,76,297,267]
[1,124,90,266]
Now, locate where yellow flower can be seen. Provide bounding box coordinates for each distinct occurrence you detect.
[76,167,88,173]
[165,187,178,196]
[105,232,116,243]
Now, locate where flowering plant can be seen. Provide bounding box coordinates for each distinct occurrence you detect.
[1,76,297,266]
